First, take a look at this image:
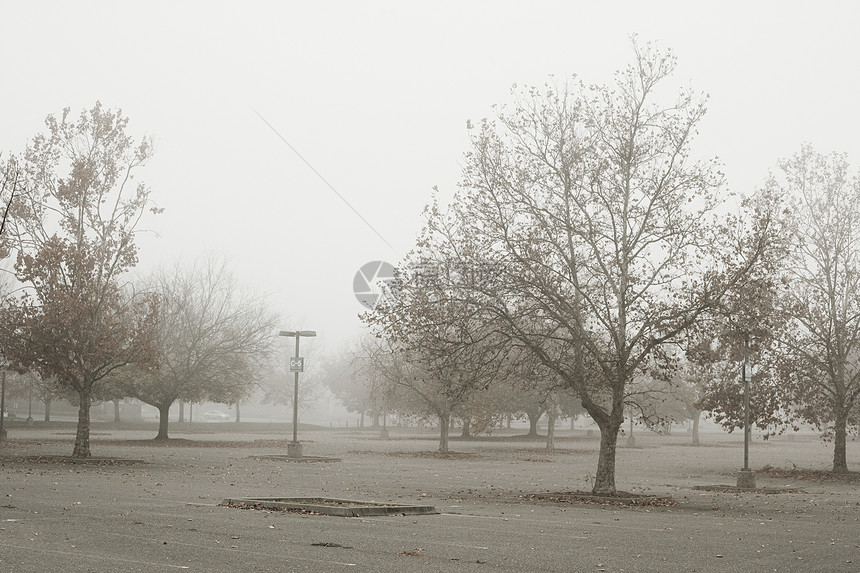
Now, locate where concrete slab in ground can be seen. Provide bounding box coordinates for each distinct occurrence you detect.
[222,496,439,516]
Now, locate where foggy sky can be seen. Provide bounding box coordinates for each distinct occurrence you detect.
[1,0,858,353]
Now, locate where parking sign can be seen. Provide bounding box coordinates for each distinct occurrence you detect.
[289,357,304,372]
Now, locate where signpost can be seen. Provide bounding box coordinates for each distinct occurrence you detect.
[279,330,316,458]
[738,335,756,488]
[722,327,757,489]
[0,371,6,442]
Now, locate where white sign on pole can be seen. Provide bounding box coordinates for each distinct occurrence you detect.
[290,357,304,372]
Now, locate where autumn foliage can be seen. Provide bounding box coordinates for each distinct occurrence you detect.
[0,103,160,457]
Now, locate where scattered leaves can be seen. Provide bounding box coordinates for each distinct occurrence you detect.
[758,465,860,484]
[523,491,677,507]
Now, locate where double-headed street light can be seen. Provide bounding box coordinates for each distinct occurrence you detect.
[279,330,316,458]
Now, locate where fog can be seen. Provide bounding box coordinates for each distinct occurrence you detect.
[1,0,858,350]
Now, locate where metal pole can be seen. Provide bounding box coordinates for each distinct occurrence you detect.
[743,336,750,471]
[0,371,6,440]
[279,330,315,456]
[292,333,300,445]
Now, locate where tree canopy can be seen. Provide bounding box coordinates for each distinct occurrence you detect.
[0,103,160,457]
[370,41,782,493]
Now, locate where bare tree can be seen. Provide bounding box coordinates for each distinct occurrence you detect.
[771,145,860,473]
[425,41,779,494]
[321,338,393,427]
[359,338,454,453]
[366,227,525,453]
[0,154,24,241]
[118,255,279,440]
[364,289,507,454]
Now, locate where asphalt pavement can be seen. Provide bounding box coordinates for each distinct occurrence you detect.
[1,426,859,572]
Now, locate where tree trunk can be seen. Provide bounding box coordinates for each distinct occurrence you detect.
[691,409,701,447]
[833,414,848,473]
[178,400,185,423]
[113,399,121,424]
[72,389,92,458]
[546,409,556,451]
[526,410,540,437]
[438,412,450,453]
[155,403,171,441]
[460,419,472,438]
[593,418,622,495]
[235,402,241,423]
[44,397,52,422]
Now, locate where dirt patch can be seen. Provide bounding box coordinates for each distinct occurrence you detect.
[112,438,298,448]
[523,491,677,507]
[758,464,860,483]
[249,454,341,462]
[0,455,144,466]
[692,484,804,494]
[348,449,482,460]
[10,437,296,448]
[224,500,325,515]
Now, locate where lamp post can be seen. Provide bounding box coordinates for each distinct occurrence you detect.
[0,371,6,442]
[738,334,756,488]
[742,335,750,471]
[279,330,316,458]
[722,327,757,489]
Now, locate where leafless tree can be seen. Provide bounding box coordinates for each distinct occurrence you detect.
[424,41,780,494]
[771,145,860,473]
[118,255,279,440]
[364,256,512,453]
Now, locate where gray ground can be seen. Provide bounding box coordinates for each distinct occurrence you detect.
[1,425,859,572]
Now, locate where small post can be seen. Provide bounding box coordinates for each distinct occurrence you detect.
[0,371,7,442]
[737,335,756,489]
[27,382,33,425]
